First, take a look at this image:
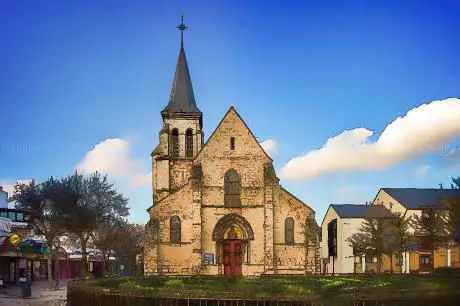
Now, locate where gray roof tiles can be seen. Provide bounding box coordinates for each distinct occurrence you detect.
[331,204,394,219]
[162,45,201,115]
[382,188,460,209]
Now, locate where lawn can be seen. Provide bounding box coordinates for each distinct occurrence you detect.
[69,275,460,304]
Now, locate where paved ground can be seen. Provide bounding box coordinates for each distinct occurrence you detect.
[0,281,67,306]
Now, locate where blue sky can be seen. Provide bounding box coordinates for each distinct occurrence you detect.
[1,0,460,224]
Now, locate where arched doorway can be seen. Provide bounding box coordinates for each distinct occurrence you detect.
[212,214,254,276]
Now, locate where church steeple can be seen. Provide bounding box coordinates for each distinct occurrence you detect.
[161,14,201,118]
[152,15,205,205]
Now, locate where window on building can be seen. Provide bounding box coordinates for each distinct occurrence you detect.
[170,128,179,158]
[285,217,294,245]
[0,211,7,218]
[327,219,337,257]
[420,256,430,264]
[230,137,235,150]
[185,128,193,158]
[16,212,24,221]
[8,211,15,220]
[170,216,181,244]
[224,170,241,207]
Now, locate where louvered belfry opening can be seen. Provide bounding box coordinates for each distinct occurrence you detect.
[185,128,193,158]
[170,128,179,157]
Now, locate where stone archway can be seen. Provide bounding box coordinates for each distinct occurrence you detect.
[212,214,254,276]
[212,214,254,241]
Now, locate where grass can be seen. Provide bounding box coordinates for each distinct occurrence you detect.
[69,274,460,303]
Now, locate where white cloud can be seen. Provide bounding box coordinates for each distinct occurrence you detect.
[414,164,431,178]
[280,97,460,180]
[76,138,135,177]
[75,138,150,187]
[131,172,152,187]
[260,139,277,155]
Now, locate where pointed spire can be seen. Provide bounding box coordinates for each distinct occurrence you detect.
[162,14,201,116]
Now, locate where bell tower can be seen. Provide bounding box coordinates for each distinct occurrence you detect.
[151,15,204,205]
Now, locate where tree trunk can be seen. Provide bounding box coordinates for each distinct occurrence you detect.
[47,253,53,289]
[80,235,89,278]
[54,255,60,289]
[101,250,108,276]
[399,252,404,274]
[390,253,394,274]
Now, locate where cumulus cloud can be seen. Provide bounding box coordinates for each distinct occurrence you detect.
[260,139,277,155]
[280,97,460,180]
[76,138,151,187]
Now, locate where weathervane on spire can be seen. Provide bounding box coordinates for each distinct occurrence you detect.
[177,13,188,47]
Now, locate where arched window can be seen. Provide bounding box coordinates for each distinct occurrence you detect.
[224,170,241,207]
[170,215,181,243]
[185,128,193,158]
[170,128,179,158]
[285,217,294,245]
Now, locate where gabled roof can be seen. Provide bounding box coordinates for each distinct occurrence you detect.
[194,106,273,162]
[330,204,394,219]
[279,186,314,213]
[380,188,460,209]
[161,44,201,115]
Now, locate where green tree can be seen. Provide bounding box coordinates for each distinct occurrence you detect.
[112,222,144,276]
[347,218,387,273]
[59,171,129,278]
[443,176,460,244]
[11,179,71,289]
[391,212,413,273]
[92,218,123,275]
[377,212,413,274]
[410,206,451,271]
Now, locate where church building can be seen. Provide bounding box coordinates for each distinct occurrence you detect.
[144,17,319,276]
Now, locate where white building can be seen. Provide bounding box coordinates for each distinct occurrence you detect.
[320,204,394,274]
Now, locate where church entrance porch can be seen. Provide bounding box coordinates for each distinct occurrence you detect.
[223,239,242,275]
[212,214,254,276]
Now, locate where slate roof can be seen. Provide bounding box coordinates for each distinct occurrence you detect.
[331,204,394,219]
[382,188,460,210]
[161,44,201,115]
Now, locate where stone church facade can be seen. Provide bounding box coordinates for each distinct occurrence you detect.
[144,20,319,276]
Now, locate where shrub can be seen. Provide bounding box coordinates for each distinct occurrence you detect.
[434,267,460,275]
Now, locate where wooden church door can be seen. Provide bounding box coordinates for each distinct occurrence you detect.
[223,240,243,276]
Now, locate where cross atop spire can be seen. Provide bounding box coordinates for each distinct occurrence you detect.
[177,13,188,48]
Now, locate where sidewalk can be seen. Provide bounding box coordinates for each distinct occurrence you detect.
[0,280,67,306]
